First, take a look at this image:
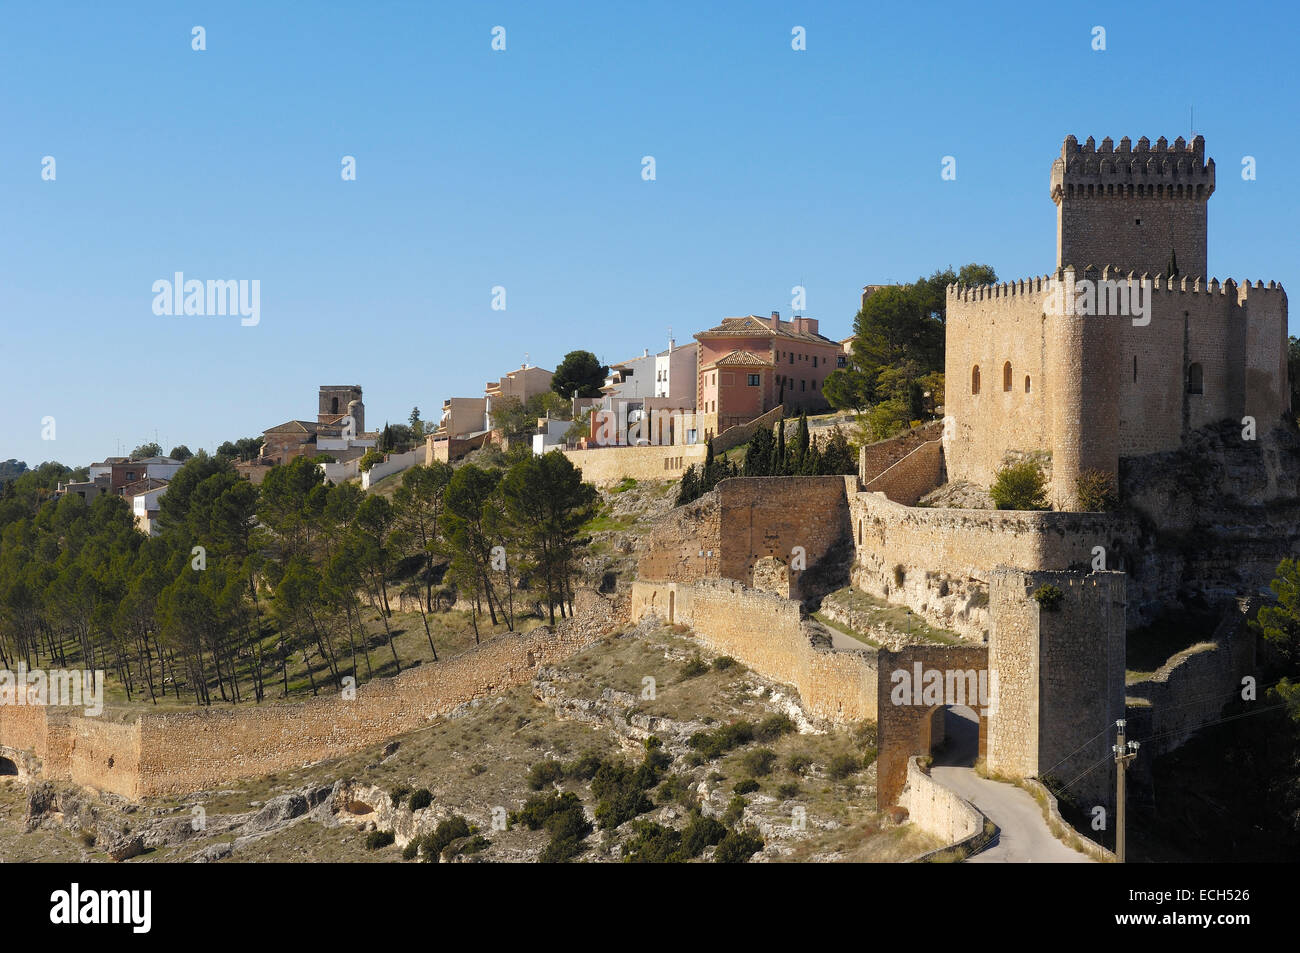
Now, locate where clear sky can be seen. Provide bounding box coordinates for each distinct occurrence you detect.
[3,0,1296,468]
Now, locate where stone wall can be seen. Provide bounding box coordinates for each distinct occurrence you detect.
[862,439,944,505]
[860,421,944,483]
[849,489,1132,638]
[1126,599,1256,761]
[639,476,855,599]
[899,756,982,849]
[709,405,785,455]
[0,591,620,799]
[563,444,707,486]
[987,569,1126,812]
[631,578,877,724]
[875,644,989,807]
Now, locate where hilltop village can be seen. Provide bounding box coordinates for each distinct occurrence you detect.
[1,135,1297,864]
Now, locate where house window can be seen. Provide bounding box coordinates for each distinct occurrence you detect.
[800,380,806,392]
[837,355,847,368]
[972,366,981,395]
[1003,362,1012,391]
[789,354,794,364]
[813,356,818,368]
[747,374,760,386]
[1187,362,1203,395]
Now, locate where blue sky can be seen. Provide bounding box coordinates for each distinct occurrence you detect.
[3,0,1296,467]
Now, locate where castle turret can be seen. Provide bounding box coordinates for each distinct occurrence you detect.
[1051,134,1214,278]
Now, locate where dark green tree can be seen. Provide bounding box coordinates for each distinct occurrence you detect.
[551,351,608,399]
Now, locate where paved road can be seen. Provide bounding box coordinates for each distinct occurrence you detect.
[930,708,1093,864]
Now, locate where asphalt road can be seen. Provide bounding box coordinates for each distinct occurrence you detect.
[930,707,1094,864]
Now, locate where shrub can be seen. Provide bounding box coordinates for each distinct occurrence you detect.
[893,564,906,588]
[527,760,565,790]
[408,788,433,811]
[990,460,1050,511]
[712,655,737,671]
[740,748,778,777]
[390,784,412,807]
[681,813,728,857]
[714,829,765,863]
[1076,468,1118,511]
[776,781,800,799]
[733,778,760,795]
[1033,584,1064,612]
[510,792,592,863]
[786,753,813,775]
[613,477,637,494]
[401,840,420,861]
[680,654,709,679]
[357,449,384,473]
[364,830,395,850]
[564,751,604,781]
[828,753,860,781]
[754,713,795,742]
[688,720,755,760]
[722,794,747,827]
[622,820,683,863]
[419,816,471,861]
[657,773,695,808]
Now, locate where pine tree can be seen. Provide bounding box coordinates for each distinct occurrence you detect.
[775,416,787,474]
[792,411,810,473]
[676,465,699,506]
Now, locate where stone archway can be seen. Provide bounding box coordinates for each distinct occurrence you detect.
[0,756,19,777]
[876,645,990,807]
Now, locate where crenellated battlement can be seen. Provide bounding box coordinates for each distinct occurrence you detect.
[946,267,1285,307]
[1051,134,1214,205]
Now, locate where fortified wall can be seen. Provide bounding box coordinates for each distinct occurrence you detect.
[631,577,877,723]
[0,590,620,799]
[638,476,855,598]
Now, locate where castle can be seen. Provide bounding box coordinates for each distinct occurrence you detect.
[944,135,1288,508]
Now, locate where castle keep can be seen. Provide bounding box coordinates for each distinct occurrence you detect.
[944,135,1288,507]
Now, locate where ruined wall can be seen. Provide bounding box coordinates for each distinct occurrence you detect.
[716,477,854,593]
[1126,600,1256,761]
[563,444,707,486]
[0,591,619,799]
[639,476,854,598]
[631,578,877,724]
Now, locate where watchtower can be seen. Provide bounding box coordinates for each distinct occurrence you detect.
[1051,135,1215,278]
[318,385,364,432]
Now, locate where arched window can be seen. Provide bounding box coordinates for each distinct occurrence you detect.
[972,366,981,395]
[1002,362,1012,392]
[1024,375,1031,394]
[1187,362,1203,395]
[331,396,339,414]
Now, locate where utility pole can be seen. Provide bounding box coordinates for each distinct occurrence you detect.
[1113,718,1140,862]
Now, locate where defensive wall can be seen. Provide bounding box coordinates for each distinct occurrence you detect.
[638,476,855,598]
[562,443,708,486]
[944,269,1288,508]
[631,578,877,724]
[898,757,989,858]
[849,489,1132,639]
[0,590,620,799]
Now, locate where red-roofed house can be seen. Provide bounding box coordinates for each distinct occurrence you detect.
[694,311,842,439]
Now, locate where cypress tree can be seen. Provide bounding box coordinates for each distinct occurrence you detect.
[775,417,787,474]
[792,411,810,472]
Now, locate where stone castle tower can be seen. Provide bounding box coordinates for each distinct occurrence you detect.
[1052,134,1214,277]
[943,136,1287,509]
[318,385,364,435]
